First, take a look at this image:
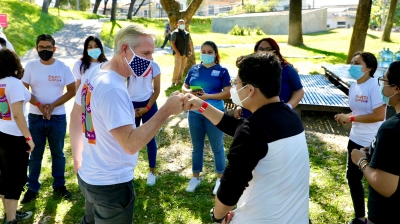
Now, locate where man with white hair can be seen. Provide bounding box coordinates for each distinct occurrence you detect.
[69,24,184,223]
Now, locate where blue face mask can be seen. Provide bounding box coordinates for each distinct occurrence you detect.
[179,24,185,30]
[200,54,215,65]
[349,65,365,80]
[380,84,397,105]
[88,48,101,60]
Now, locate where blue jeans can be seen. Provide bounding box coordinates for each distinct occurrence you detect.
[27,113,67,192]
[188,111,226,174]
[132,100,158,168]
[78,174,135,224]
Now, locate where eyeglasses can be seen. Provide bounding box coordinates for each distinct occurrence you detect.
[37,45,54,51]
[378,77,391,86]
[257,47,274,52]
[230,79,247,87]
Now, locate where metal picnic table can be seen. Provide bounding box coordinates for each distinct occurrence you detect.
[322,64,386,90]
[322,64,396,119]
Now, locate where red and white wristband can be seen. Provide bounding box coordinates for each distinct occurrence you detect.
[25,136,32,141]
[198,101,208,113]
[145,105,151,110]
[35,102,41,107]
[350,115,355,122]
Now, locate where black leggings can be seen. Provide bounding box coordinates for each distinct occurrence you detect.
[0,131,30,200]
[346,139,366,218]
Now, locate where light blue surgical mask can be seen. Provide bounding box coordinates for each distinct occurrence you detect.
[200,54,215,65]
[349,65,365,80]
[380,84,397,105]
[179,24,185,30]
[88,48,101,60]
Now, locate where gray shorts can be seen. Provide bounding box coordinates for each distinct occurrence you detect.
[78,174,136,224]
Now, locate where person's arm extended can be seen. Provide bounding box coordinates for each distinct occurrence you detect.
[288,88,304,108]
[213,197,235,220]
[363,166,399,197]
[338,104,386,124]
[199,86,231,101]
[184,94,224,125]
[70,102,83,173]
[110,92,183,155]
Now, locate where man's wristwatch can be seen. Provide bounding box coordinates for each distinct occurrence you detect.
[210,207,225,223]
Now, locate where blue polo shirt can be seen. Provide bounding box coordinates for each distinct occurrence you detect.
[185,63,231,113]
[241,64,303,118]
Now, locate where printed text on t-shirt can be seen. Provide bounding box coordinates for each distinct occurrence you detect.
[355,95,368,103]
[48,75,62,82]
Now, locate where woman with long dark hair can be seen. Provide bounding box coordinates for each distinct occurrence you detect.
[182,41,231,194]
[0,49,33,223]
[72,36,108,90]
[233,37,304,118]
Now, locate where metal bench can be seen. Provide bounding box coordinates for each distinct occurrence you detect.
[295,74,351,115]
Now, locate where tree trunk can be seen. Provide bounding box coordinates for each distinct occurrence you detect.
[381,0,398,41]
[133,0,146,16]
[160,0,203,75]
[288,0,303,46]
[103,0,108,15]
[54,0,61,8]
[110,0,117,21]
[93,0,102,14]
[42,0,49,13]
[346,0,372,63]
[127,0,136,19]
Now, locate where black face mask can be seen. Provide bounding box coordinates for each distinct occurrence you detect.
[38,50,54,61]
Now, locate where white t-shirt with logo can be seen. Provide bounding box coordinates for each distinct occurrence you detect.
[349,77,385,146]
[22,59,76,115]
[127,61,161,102]
[75,64,138,185]
[72,60,100,80]
[0,77,31,136]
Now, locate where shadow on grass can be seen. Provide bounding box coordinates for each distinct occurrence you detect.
[367,33,379,40]
[293,45,347,64]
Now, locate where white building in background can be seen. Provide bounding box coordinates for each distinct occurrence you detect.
[275,0,310,11]
[326,5,357,29]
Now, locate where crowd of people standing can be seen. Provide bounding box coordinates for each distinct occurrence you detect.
[0,18,398,224]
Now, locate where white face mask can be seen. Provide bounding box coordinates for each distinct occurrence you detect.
[230,85,250,107]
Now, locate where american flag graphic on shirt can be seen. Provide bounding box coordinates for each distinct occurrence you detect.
[129,56,152,77]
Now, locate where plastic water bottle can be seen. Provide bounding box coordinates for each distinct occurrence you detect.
[378,48,385,67]
[395,49,400,61]
[382,48,393,67]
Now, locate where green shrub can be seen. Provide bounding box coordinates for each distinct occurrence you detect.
[229,25,266,36]
[255,26,265,35]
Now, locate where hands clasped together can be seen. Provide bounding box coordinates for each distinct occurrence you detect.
[334,113,351,124]
[38,103,55,120]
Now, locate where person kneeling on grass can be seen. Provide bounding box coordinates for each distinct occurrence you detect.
[184,52,310,223]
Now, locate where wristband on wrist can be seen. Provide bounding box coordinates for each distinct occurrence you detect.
[361,162,369,172]
[35,102,41,107]
[357,157,368,167]
[25,136,32,141]
[145,105,151,110]
[350,115,355,122]
[210,207,225,223]
[286,103,293,109]
[198,101,208,113]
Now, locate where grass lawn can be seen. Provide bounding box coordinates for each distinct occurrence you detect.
[0,0,102,56]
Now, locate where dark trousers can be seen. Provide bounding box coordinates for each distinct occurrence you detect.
[0,131,30,200]
[346,139,366,218]
[161,33,170,48]
[78,174,136,224]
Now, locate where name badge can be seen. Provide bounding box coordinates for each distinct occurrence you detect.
[211,70,220,77]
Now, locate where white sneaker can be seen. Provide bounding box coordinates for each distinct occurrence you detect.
[146,172,156,186]
[213,178,221,195]
[186,177,200,192]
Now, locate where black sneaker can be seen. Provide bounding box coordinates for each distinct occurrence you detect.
[53,186,72,199]
[21,189,38,204]
[16,211,32,221]
[348,218,367,224]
